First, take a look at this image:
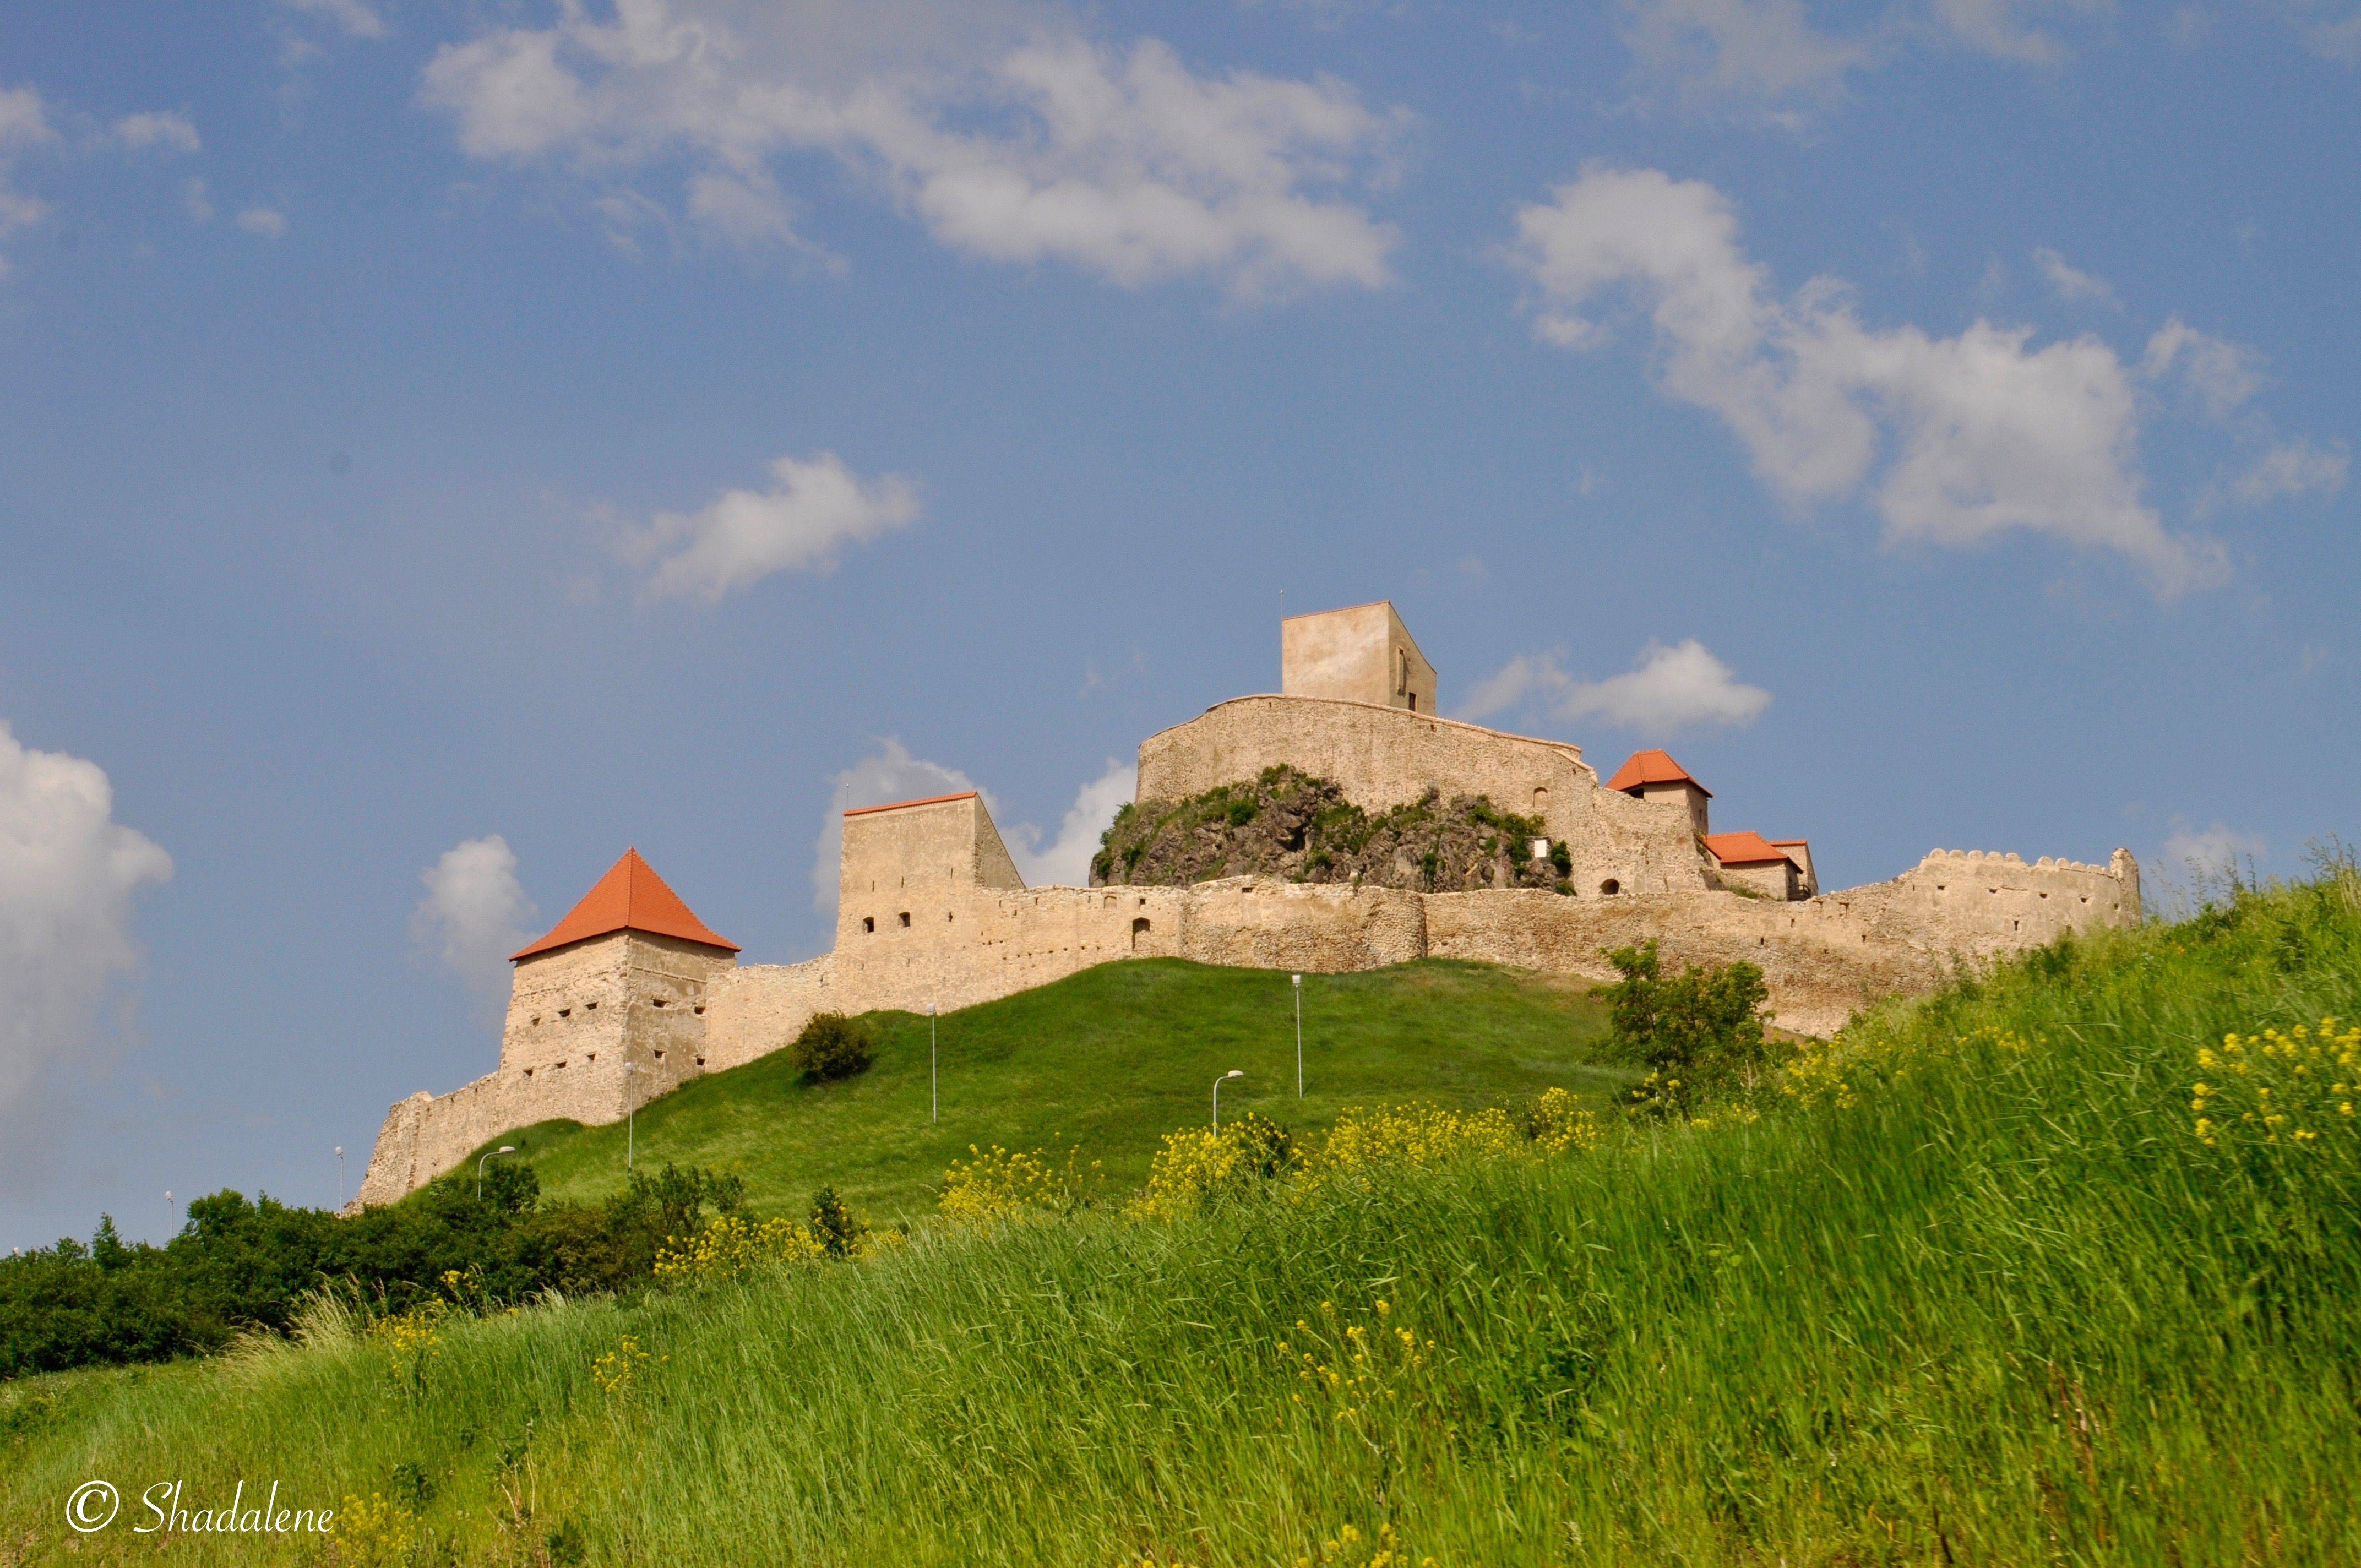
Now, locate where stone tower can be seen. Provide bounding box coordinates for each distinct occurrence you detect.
[497,848,740,1117]
[1606,749,1712,836]
[1281,601,1438,714]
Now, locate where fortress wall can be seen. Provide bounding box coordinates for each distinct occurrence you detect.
[350,1064,584,1211]
[1138,697,1595,834]
[357,835,2143,1202]
[1571,786,1721,897]
[1134,695,1710,897]
[826,879,1432,1020]
[1173,878,1427,971]
[1424,891,1951,1037]
[1838,850,2139,952]
[1426,851,2141,1036]
[700,955,839,1074]
[829,884,1194,1016]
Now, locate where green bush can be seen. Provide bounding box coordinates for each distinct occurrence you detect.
[789,1012,875,1081]
[0,1159,749,1376]
[1591,938,1783,1109]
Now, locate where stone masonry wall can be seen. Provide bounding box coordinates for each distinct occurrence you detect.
[1136,696,1713,900]
[357,844,2139,1205]
[354,701,2144,1205]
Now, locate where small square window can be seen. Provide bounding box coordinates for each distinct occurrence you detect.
[898,912,912,928]
[862,917,875,934]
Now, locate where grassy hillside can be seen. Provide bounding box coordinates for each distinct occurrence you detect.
[6,873,2359,1565]
[481,958,1625,1221]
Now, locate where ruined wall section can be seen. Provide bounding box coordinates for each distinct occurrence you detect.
[1424,850,2141,1036]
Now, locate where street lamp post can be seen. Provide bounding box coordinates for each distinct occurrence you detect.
[1291,973,1303,1098]
[929,1003,939,1124]
[1214,1069,1244,1129]
[477,1145,518,1200]
[624,1062,638,1171]
[335,1146,345,1210]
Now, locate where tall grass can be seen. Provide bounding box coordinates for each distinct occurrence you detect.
[6,874,2357,1565]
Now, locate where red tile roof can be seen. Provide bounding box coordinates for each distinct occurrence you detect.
[1606,749,1712,797]
[510,848,739,961]
[1704,831,1796,868]
[843,790,977,819]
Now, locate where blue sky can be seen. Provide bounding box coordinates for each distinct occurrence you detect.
[3,0,2355,1246]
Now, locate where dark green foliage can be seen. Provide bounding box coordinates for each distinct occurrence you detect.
[0,1160,745,1377]
[545,1518,588,1566]
[1225,1112,1301,1179]
[790,1012,876,1081]
[1592,938,1782,1108]
[807,1186,870,1257]
[390,1460,436,1509]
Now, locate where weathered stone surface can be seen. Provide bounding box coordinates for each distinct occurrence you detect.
[353,643,2145,1206]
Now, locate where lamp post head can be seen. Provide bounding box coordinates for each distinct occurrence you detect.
[1292,973,1301,986]
[1224,1069,1244,1080]
[334,1146,343,1158]
[497,1145,516,1155]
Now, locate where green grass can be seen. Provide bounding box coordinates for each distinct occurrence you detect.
[7,876,2359,1565]
[483,958,1625,1222]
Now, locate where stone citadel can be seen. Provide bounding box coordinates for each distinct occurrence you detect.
[353,602,2140,1206]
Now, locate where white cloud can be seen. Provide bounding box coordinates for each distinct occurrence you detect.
[1928,0,2100,64]
[2142,316,2261,419]
[2227,438,2349,505]
[0,722,173,1126]
[1620,0,1871,110]
[1005,759,1135,887]
[412,836,537,1009]
[237,205,289,238]
[2033,245,2116,306]
[1460,639,1770,737]
[0,86,58,255]
[417,1,1403,296]
[2286,2,2361,60]
[1509,165,2227,598]
[112,111,200,153]
[625,450,920,601]
[2163,818,2265,881]
[182,178,213,222]
[809,740,982,917]
[281,0,388,40]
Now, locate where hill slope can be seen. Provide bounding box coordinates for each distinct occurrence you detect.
[482,957,1625,1222]
[7,874,2358,1565]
